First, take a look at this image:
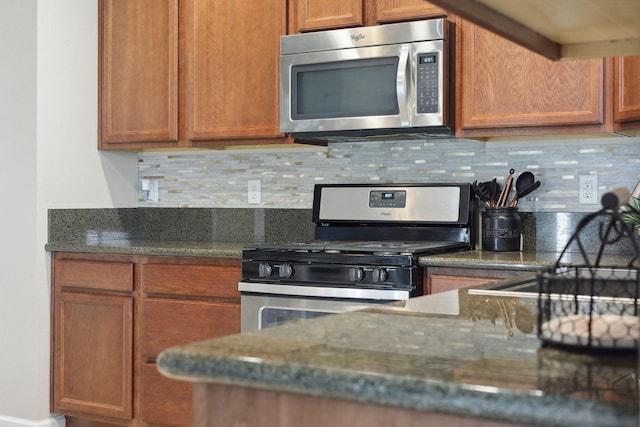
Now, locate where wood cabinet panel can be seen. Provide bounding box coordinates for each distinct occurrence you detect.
[194,382,534,427]
[53,292,133,420]
[99,0,178,148]
[184,0,286,143]
[142,363,192,427]
[458,21,606,136]
[429,274,496,294]
[290,0,445,33]
[142,260,241,298]
[425,266,537,294]
[143,298,240,358]
[291,0,363,32]
[374,0,445,23]
[54,259,133,292]
[614,56,640,128]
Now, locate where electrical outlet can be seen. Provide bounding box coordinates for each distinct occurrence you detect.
[579,175,598,205]
[248,179,261,204]
[141,179,159,203]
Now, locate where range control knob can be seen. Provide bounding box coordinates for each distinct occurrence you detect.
[258,263,273,278]
[279,263,293,278]
[371,268,388,283]
[348,267,364,282]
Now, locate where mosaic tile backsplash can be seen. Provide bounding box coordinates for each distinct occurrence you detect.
[139,136,640,212]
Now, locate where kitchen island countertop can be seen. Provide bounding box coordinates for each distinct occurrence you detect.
[157,286,639,427]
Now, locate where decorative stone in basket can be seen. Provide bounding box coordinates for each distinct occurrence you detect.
[537,187,640,352]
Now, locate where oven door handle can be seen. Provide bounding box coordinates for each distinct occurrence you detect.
[238,282,410,300]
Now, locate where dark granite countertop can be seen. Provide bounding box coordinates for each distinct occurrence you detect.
[157,288,639,427]
[45,237,633,275]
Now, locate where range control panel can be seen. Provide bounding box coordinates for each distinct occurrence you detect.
[315,184,469,224]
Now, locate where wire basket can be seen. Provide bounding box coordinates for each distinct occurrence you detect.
[537,203,640,352]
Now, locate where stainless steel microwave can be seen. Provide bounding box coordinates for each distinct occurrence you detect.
[279,19,451,141]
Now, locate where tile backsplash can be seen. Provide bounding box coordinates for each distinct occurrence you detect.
[139,136,640,212]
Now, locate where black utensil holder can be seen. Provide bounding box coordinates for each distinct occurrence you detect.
[482,207,522,251]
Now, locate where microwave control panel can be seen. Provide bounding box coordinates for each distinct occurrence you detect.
[416,53,439,114]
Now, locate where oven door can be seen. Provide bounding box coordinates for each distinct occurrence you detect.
[239,282,409,333]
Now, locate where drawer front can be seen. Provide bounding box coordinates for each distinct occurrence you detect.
[55,259,133,292]
[143,362,192,427]
[143,298,240,358]
[143,262,241,298]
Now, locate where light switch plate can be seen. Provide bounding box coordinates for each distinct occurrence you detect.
[248,180,261,204]
[141,179,159,203]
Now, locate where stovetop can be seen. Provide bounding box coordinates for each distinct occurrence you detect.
[245,240,468,256]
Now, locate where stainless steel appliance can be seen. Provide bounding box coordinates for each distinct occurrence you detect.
[279,19,451,141]
[240,183,474,332]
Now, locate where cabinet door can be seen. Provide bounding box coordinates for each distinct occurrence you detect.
[290,0,364,33]
[458,21,606,137]
[374,0,445,24]
[184,0,287,144]
[53,292,133,420]
[614,56,640,130]
[99,0,179,149]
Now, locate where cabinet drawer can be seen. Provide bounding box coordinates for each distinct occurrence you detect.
[143,262,241,298]
[54,259,133,292]
[142,362,192,427]
[143,298,240,358]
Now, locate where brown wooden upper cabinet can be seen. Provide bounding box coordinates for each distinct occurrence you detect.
[614,56,640,133]
[99,0,288,150]
[288,0,446,33]
[456,21,640,138]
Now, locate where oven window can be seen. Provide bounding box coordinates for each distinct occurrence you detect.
[260,307,334,330]
[291,57,399,119]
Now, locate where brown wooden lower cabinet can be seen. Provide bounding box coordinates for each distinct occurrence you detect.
[50,252,241,427]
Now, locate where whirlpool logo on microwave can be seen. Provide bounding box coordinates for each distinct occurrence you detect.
[379,211,393,217]
[351,33,365,42]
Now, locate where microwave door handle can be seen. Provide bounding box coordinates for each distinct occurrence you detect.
[396,46,410,126]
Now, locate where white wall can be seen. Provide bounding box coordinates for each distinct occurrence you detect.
[0,1,138,426]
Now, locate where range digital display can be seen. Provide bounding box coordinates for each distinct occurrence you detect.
[369,190,406,208]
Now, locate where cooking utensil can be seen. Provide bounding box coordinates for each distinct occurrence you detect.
[497,169,514,207]
[508,171,534,207]
[509,180,541,207]
[473,179,501,207]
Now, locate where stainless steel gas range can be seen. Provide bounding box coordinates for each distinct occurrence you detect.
[239,183,474,332]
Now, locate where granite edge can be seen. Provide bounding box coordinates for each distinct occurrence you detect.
[44,240,243,258]
[156,344,636,427]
